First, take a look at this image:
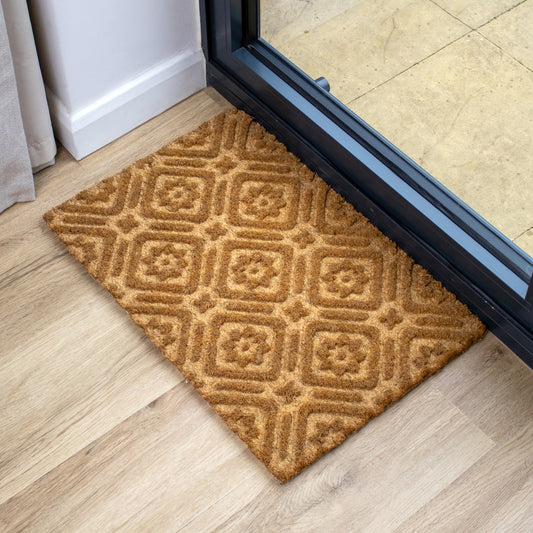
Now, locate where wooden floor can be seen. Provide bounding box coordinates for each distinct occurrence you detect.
[1,88,532,532]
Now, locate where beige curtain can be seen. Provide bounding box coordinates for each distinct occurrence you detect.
[0,0,56,213]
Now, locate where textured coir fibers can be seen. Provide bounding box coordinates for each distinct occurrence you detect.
[44,109,485,482]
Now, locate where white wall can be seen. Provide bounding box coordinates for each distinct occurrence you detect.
[28,0,206,159]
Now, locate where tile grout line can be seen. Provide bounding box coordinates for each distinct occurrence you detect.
[358,0,474,103]
[476,30,533,75]
[512,225,533,243]
[428,0,475,30]
[348,25,533,110]
[476,0,528,30]
[346,30,471,106]
[347,0,531,107]
[475,0,532,74]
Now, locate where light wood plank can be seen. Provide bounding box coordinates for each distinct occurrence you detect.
[0,380,494,533]
[0,384,257,533]
[482,474,533,533]
[0,263,181,503]
[0,89,231,504]
[395,424,533,532]
[428,334,533,443]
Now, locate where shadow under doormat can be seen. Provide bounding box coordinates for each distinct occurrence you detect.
[44,108,485,482]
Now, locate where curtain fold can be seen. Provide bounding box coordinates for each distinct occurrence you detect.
[0,0,56,213]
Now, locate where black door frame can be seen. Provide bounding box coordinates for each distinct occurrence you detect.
[200,0,533,365]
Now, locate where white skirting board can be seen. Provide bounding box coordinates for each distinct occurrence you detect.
[46,48,206,160]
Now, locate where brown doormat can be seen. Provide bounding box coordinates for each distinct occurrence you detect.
[44,109,485,482]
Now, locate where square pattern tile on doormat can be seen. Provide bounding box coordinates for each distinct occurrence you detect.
[44,108,485,482]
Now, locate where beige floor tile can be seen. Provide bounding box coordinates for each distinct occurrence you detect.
[261,0,359,49]
[480,0,533,70]
[349,34,533,256]
[433,0,524,28]
[268,0,468,102]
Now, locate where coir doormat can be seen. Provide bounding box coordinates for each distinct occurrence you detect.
[44,109,485,482]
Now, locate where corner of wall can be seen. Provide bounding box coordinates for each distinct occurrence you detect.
[47,48,205,160]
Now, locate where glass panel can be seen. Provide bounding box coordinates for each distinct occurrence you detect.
[261,0,533,259]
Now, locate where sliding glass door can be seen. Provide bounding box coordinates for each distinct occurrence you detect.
[200,0,533,364]
[262,1,533,260]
